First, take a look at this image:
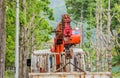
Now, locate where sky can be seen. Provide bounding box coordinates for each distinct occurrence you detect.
[50,0,67,22]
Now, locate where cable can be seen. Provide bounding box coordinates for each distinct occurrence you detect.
[54,61,85,72]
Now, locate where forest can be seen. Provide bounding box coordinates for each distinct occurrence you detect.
[0,0,120,78]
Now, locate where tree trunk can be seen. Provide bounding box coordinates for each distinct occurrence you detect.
[80,10,83,48]
[19,26,24,78]
[19,0,27,78]
[107,0,112,72]
[22,0,27,78]
[0,0,6,78]
[99,0,105,72]
[95,0,100,72]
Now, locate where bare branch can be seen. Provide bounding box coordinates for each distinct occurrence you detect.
[101,34,108,48]
[111,12,117,19]
[116,38,120,47]
[28,14,35,27]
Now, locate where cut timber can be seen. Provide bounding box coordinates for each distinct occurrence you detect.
[30,48,111,78]
[31,48,85,72]
[29,72,111,78]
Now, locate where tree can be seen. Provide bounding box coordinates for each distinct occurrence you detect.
[19,0,27,78]
[107,0,112,72]
[5,0,54,77]
[65,0,119,72]
[18,0,54,78]
[0,0,6,78]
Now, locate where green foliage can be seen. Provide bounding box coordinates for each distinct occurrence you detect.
[5,70,14,78]
[5,0,54,68]
[65,0,96,51]
[6,1,16,67]
[25,0,54,50]
[112,72,120,78]
[65,0,96,24]
[110,0,120,67]
[6,35,15,67]
[112,65,120,78]
[65,0,120,69]
[112,66,120,73]
[112,55,120,66]
[34,18,53,49]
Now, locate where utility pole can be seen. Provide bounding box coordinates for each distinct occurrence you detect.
[15,0,19,78]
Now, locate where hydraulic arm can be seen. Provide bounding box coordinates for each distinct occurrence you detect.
[50,14,81,69]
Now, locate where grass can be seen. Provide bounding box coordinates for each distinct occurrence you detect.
[112,72,120,78]
[112,66,120,78]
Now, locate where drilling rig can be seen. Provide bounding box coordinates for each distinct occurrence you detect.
[50,14,81,71]
[29,14,111,78]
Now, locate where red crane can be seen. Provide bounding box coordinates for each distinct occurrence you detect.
[50,14,81,70]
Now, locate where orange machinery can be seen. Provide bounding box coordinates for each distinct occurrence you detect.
[50,14,81,69]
